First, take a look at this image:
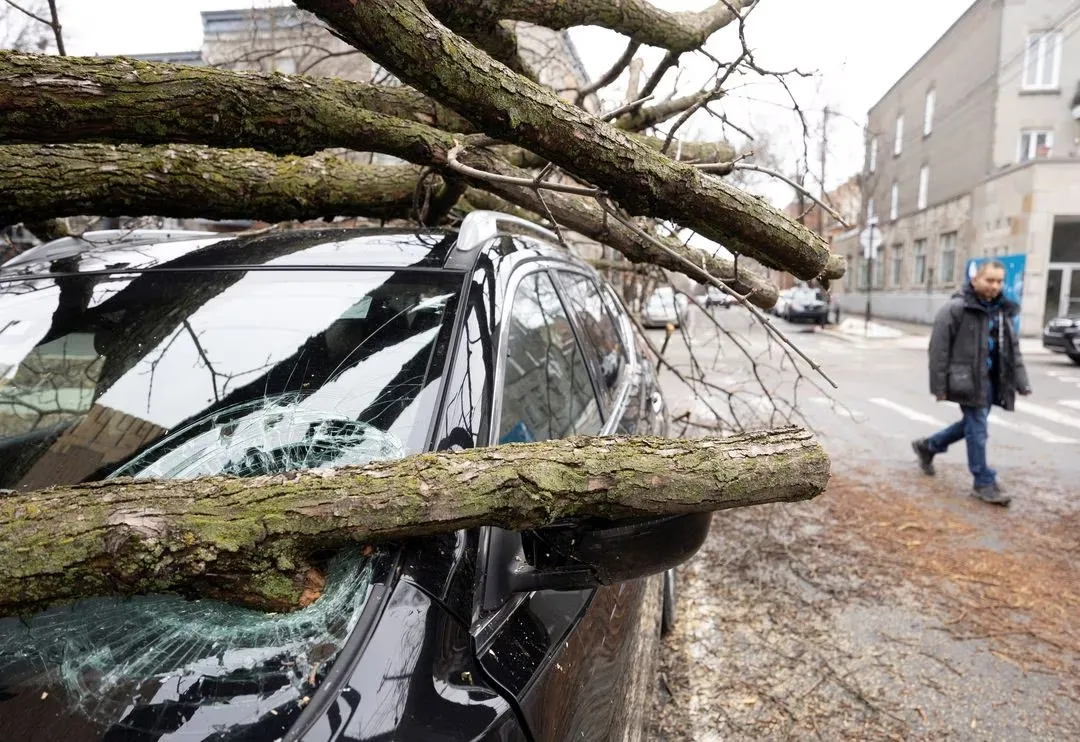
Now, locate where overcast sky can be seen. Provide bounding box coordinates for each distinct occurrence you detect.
[54,0,976,204]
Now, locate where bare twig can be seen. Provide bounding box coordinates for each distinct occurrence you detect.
[576,39,641,105]
[730,164,852,228]
[445,145,601,197]
[601,95,655,122]
[595,197,837,389]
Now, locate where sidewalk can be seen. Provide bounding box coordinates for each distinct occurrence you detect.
[822,316,1049,355]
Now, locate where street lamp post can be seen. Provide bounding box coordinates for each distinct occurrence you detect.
[859,216,879,338]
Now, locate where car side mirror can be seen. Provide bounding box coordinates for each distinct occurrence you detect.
[502,512,712,594]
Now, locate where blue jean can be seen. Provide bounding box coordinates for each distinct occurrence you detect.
[925,396,995,487]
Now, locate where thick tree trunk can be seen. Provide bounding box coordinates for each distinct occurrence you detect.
[0,144,433,225]
[1,141,782,308]
[0,428,828,617]
[0,50,473,156]
[0,52,734,164]
[298,0,832,279]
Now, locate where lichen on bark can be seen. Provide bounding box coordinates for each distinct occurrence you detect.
[0,428,829,616]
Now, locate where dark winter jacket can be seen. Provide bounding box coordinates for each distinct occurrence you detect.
[928,283,1030,410]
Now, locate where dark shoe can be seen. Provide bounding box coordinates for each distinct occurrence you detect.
[971,483,1010,506]
[912,439,935,476]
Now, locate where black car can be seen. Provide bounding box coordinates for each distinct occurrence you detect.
[1042,314,1080,364]
[0,211,710,742]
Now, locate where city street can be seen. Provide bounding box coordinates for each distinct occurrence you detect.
[649,306,1080,741]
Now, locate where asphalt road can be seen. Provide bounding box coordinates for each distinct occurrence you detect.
[647,306,1080,740]
[648,306,1080,497]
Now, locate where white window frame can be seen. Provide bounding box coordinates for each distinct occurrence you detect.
[917,165,930,210]
[923,88,935,136]
[866,196,875,222]
[890,182,899,221]
[1022,31,1063,90]
[913,238,927,285]
[894,115,904,156]
[868,136,878,172]
[890,244,904,287]
[1018,129,1054,162]
[939,231,957,284]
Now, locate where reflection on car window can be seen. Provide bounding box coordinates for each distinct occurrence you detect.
[498,272,602,443]
[556,271,626,409]
[0,267,458,740]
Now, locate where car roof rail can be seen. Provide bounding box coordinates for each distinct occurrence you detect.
[456,210,561,252]
[445,210,567,271]
[1,229,223,270]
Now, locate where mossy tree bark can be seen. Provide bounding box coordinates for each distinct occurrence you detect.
[0,428,829,617]
[0,144,435,225]
[2,141,781,308]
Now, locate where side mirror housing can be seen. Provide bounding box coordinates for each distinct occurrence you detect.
[505,513,712,594]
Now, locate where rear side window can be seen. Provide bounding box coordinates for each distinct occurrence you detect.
[498,272,602,443]
[556,271,627,411]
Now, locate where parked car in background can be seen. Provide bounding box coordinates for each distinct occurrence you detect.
[782,286,830,326]
[642,286,689,328]
[705,284,733,309]
[0,211,710,742]
[1042,314,1080,365]
[772,287,795,317]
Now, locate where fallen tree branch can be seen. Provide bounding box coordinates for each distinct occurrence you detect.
[467,0,755,53]
[457,155,781,308]
[0,50,471,158]
[297,0,832,279]
[0,428,829,616]
[0,144,434,226]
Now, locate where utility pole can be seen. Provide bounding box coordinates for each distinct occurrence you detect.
[864,218,875,337]
[817,106,830,236]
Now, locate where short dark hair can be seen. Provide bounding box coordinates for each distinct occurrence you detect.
[975,260,1005,277]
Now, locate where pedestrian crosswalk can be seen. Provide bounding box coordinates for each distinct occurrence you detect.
[867,396,1080,444]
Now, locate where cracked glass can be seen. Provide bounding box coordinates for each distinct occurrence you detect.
[0,261,460,741]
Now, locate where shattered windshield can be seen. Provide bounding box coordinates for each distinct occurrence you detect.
[0,264,459,740]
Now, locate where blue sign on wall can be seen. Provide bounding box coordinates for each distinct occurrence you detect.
[965,254,1026,335]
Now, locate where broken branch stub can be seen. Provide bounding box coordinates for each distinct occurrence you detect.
[0,429,829,617]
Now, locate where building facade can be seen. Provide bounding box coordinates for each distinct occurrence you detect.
[840,0,1080,335]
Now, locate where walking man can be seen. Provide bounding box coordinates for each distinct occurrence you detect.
[912,261,1031,506]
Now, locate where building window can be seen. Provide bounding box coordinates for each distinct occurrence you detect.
[873,256,886,289]
[923,88,935,136]
[857,258,869,290]
[1022,32,1062,90]
[891,244,904,286]
[890,182,899,220]
[894,115,904,156]
[868,136,878,172]
[1019,130,1053,162]
[913,238,927,285]
[939,232,957,284]
[917,165,929,210]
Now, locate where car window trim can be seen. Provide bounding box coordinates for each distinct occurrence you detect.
[549,267,632,424]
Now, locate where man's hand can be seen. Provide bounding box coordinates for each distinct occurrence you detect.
[935,394,947,401]
[1018,388,1032,396]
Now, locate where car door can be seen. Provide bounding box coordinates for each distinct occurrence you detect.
[473,264,662,741]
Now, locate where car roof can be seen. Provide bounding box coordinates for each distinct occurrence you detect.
[0,212,583,280]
